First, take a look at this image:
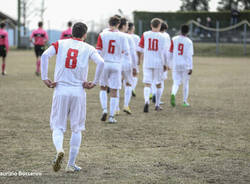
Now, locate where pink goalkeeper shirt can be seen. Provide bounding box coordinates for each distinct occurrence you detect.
[60,28,72,39]
[0,29,9,51]
[30,28,48,46]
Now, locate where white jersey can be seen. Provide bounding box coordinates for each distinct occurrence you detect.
[162,32,171,67]
[169,35,194,71]
[41,38,104,87]
[120,32,137,71]
[96,29,129,63]
[138,31,168,69]
[130,33,140,65]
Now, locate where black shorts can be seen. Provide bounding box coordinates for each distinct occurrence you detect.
[34,45,45,57]
[0,45,7,58]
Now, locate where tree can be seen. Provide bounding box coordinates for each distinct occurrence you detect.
[217,0,250,11]
[180,0,210,11]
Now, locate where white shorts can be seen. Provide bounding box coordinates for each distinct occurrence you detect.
[100,62,121,89]
[50,86,86,133]
[162,71,168,81]
[172,70,191,85]
[122,68,133,85]
[143,68,163,85]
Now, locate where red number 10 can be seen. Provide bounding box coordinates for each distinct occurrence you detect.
[148,38,158,51]
[65,48,78,69]
[178,43,184,55]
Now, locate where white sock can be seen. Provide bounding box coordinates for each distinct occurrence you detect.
[124,86,132,107]
[99,90,107,111]
[183,80,189,103]
[161,81,165,96]
[132,77,138,90]
[171,83,179,96]
[144,87,151,104]
[52,129,64,152]
[156,87,162,106]
[110,97,116,117]
[68,131,82,166]
[151,82,156,96]
[116,90,120,111]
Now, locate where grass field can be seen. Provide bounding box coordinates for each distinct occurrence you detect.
[0,50,250,184]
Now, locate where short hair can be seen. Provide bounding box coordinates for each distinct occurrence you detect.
[114,14,121,19]
[151,18,162,28]
[72,22,88,38]
[108,16,121,27]
[160,21,168,32]
[0,22,6,29]
[128,22,134,31]
[38,21,43,27]
[181,24,189,35]
[68,21,72,27]
[118,17,128,30]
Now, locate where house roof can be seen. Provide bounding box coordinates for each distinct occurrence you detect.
[0,11,17,25]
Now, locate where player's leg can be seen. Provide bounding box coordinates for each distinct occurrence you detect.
[1,46,6,75]
[160,71,168,104]
[154,68,163,111]
[171,71,181,107]
[67,92,86,172]
[115,89,120,115]
[143,68,153,113]
[50,94,69,172]
[131,67,138,97]
[1,57,6,75]
[123,69,133,114]
[151,80,156,103]
[99,64,109,121]
[109,88,118,123]
[182,71,190,107]
[36,55,41,75]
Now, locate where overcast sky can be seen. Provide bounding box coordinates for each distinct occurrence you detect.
[1,0,219,31]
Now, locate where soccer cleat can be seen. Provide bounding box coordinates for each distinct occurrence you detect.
[2,71,6,76]
[155,106,163,111]
[52,150,64,172]
[171,94,176,107]
[65,165,82,173]
[35,71,40,76]
[149,93,153,100]
[182,102,190,107]
[101,110,107,121]
[143,103,149,113]
[132,90,136,97]
[108,116,117,124]
[152,95,156,103]
[123,106,132,115]
[115,110,120,116]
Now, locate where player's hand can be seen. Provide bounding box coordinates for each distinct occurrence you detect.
[188,69,192,75]
[43,79,57,88]
[133,68,137,76]
[163,65,170,71]
[87,82,96,89]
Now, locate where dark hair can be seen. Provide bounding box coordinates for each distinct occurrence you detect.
[160,21,168,32]
[68,21,72,27]
[118,18,127,30]
[38,21,43,27]
[108,16,121,27]
[128,22,134,31]
[151,18,162,28]
[0,22,6,28]
[181,24,189,35]
[72,22,88,38]
[114,14,121,19]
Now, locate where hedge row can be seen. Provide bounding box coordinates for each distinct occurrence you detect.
[133,11,250,35]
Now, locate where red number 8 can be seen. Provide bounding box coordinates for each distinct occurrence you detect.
[65,48,78,69]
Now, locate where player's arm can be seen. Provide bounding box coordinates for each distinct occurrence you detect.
[187,42,194,75]
[89,49,104,87]
[41,44,57,88]
[137,34,144,63]
[167,40,174,70]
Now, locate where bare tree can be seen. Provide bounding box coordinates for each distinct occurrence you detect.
[180,0,210,11]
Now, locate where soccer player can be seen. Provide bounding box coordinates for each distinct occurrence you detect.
[138,18,169,112]
[41,22,104,173]
[169,24,194,107]
[127,22,140,97]
[30,21,48,76]
[118,18,137,115]
[96,16,129,123]
[60,21,72,40]
[152,21,171,104]
[0,22,9,75]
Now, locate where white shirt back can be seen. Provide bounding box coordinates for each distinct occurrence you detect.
[53,38,97,87]
[139,31,167,69]
[96,30,129,63]
[170,35,194,71]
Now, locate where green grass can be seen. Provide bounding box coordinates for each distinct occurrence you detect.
[0,51,250,183]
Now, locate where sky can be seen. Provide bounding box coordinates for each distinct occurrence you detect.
[1,0,219,31]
